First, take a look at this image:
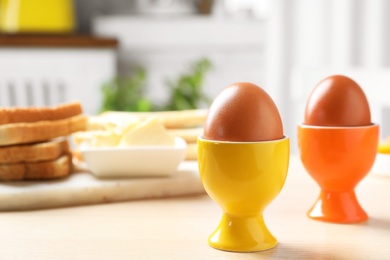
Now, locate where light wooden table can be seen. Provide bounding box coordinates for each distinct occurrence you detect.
[0,156,389,260]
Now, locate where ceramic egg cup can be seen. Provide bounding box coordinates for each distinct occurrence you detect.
[298,124,379,223]
[197,137,289,252]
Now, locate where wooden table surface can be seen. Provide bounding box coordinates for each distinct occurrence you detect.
[0,155,389,260]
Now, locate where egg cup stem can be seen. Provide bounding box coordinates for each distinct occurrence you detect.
[208,213,277,252]
[308,190,368,223]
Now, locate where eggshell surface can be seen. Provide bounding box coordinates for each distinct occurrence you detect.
[203,82,284,142]
[304,75,371,126]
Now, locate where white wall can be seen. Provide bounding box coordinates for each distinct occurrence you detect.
[93,16,266,107]
[267,0,390,152]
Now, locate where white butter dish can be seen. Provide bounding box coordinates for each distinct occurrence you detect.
[81,137,187,178]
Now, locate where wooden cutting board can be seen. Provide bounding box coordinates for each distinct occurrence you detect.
[0,161,205,211]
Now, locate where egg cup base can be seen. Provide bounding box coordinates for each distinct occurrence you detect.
[207,213,277,252]
[308,190,368,223]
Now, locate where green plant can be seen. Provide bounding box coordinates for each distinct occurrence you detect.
[100,58,213,112]
[100,67,153,112]
[163,58,212,111]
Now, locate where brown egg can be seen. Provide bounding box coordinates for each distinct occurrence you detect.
[304,75,371,126]
[203,82,284,142]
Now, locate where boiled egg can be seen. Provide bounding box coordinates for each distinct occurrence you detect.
[304,75,371,126]
[203,82,284,142]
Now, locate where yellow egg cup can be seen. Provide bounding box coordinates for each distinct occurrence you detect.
[198,137,289,252]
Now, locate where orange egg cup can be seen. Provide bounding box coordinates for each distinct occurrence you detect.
[298,124,379,223]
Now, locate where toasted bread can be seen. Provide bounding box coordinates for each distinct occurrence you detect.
[0,154,72,181]
[0,138,70,164]
[0,101,83,125]
[0,114,87,146]
[185,143,198,161]
[71,130,113,146]
[100,109,208,129]
[167,128,202,143]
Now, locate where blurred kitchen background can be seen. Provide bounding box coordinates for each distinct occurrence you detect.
[0,0,390,152]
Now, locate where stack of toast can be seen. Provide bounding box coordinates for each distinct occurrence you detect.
[0,102,87,181]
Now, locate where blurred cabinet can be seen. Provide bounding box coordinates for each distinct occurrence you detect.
[93,16,266,106]
[0,35,117,115]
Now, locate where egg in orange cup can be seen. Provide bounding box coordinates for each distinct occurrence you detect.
[298,75,379,223]
[198,82,289,252]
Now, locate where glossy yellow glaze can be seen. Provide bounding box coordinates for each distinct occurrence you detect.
[0,0,74,33]
[378,141,390,154]
[197,137,289,252]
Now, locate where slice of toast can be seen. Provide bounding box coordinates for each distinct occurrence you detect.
[167,128,203,143]
[0,154,72,181]
[185,143,198,161]
[0,138,70,164]
[0,114,87,146]
[0,101,83,125]
[100,109,208,129]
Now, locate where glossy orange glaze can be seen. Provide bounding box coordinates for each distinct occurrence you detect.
[298,124,379,223]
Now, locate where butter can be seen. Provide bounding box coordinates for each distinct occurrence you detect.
[119,117,175,147]
[91,131,122,147]
[80,116,175,148]
[88,116,140,134]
